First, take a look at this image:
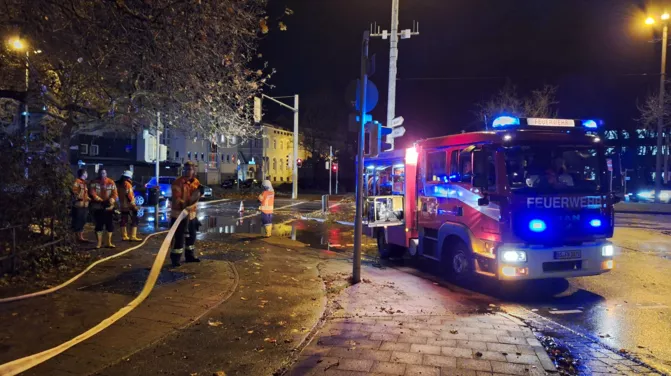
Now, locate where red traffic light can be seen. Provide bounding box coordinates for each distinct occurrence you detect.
[332,163,338,171]
[296,158,303,168]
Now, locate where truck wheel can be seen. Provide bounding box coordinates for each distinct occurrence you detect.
[443,241,473,282]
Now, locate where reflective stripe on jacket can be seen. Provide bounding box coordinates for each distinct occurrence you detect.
[171,177,201,219]
[259,191,274,214]
[72,178,90,208]
[118,180,136,211]
[89,177,118,209]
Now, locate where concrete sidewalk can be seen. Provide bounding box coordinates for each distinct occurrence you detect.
[290,263,557,376]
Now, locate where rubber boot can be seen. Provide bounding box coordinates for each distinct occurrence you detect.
[170,252,182,267]
[264,224,272,238]
[185,248,201,263]
[95,232,103,249]
[130,227,142,242]
[121,227,130,241]
[106,232,116,248]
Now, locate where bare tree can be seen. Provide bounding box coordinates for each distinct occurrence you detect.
[0,0,289,160]
[637,93,671,183]
[476,81,558,127]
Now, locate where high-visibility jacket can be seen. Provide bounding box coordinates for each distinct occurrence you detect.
[258,191,274,214]
[89,177,118,209]
[171,176,201,219]
[72,178,90,208]
[118,179,136,211]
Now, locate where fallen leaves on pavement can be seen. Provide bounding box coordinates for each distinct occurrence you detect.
[207,319,223,327]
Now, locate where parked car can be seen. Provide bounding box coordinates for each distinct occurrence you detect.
[145,176,177,198]
[221,178,236,189]
[240,178,258,188]
[133,185,147,206]
[202,185,213,198]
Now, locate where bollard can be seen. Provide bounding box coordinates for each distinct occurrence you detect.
[322,195,329,213]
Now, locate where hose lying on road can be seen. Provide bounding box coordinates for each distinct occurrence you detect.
[0,199,231,304]
[0,209,189,376]
[0,230,168,304]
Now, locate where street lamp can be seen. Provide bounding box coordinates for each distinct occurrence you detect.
[646,13,670,202]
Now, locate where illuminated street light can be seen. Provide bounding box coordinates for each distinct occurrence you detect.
[9,37,25,50]
[646,17,655,25]
[662,13,670,20]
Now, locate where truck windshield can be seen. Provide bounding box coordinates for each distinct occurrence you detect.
[505,144,604,194]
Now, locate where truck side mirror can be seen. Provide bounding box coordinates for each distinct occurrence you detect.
[472,150,489,189]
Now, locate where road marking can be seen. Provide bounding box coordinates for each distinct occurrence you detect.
[548,309,583,314]
[637,304,669,310]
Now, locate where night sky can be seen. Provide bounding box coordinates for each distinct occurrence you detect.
[261,0,662,148]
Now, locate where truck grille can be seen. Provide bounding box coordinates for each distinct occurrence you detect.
[543,260,582,272]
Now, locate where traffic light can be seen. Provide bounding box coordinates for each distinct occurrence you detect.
[380,126,394,152]
[364,121,379,157]
[296,158,303,168]
[332,162,338,171]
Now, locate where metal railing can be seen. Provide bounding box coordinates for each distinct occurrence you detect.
[0,219,63,274]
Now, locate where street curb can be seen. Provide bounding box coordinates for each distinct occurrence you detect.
[273,261,330,376]
[616,210,671,216]
[504,305,668,376]
[93,260,240,376]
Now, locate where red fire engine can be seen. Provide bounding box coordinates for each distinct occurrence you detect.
[363,116,617,281]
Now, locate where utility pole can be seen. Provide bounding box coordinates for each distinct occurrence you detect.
[155,112,161,230]
[329,145,333,195]
[656,22,668,202]
[353,30,370,284]
[336,161,339,194]
[370,0,419,128]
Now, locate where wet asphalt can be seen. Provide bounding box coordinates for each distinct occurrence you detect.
[135,201,671,374]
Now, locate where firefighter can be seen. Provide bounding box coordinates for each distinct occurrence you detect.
[117,170,142,242]
[89,169,118,249]
[170,161,204,267]
[72,169,91,243]
[258,180,275,237]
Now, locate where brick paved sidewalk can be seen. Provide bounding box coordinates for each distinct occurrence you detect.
[289,264,557,376]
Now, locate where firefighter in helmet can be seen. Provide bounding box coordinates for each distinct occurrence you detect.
[258,180,275,237]
[170,161,204,267]
[117,170,143,242]
[89,169,118,249]
[72,169,91,243]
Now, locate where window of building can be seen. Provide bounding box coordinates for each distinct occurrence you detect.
[280,159,284,171]
[188,151,191,160]
[273,139,277,150]
[280,177,284,182]
[273,158,277,171]
[273,176,277,181]
[175,151,180,159]
[226,154,230,163]
[201,153,205,161]
[279,141,283,150]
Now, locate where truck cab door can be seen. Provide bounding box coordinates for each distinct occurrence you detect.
[365,195,405,227]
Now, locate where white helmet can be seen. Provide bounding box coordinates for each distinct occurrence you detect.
[122,170,133,179]
[262,180,273,191]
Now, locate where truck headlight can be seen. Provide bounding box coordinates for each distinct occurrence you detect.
[602,245,614,257]
[501,250,527,263]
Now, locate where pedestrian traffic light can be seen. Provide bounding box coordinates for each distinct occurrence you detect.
[332,162,338,171]
[380,126,394,152]
[296,158,303,168]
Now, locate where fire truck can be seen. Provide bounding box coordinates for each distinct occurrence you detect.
[363,116,617,281]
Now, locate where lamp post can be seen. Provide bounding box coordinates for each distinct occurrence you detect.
[646,13,669,202]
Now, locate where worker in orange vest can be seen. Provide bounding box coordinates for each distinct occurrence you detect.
[170,161,204,267]
[72,169,91,243]
[258,180,275,237]
[117,170,142,242]
[89,169,118,249]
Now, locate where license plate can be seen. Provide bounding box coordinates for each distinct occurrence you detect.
[554,250,581,260]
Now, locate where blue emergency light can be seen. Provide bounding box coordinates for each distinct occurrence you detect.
[589,219,602,227]
[528,219,547,232]
[491,116,603,130]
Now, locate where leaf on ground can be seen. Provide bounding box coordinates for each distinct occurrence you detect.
[247,330,254,334]
[255,289,264,293]
[208,319,223,327]
[264,337,277,344]
[449,330,459,334]
[213,372,226,376]
[253,262,261,266]
[277,321,287,326]
[193,284,201,287]
[291,277,299,282]
[12,312,18,316]
[240,297,248,300]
